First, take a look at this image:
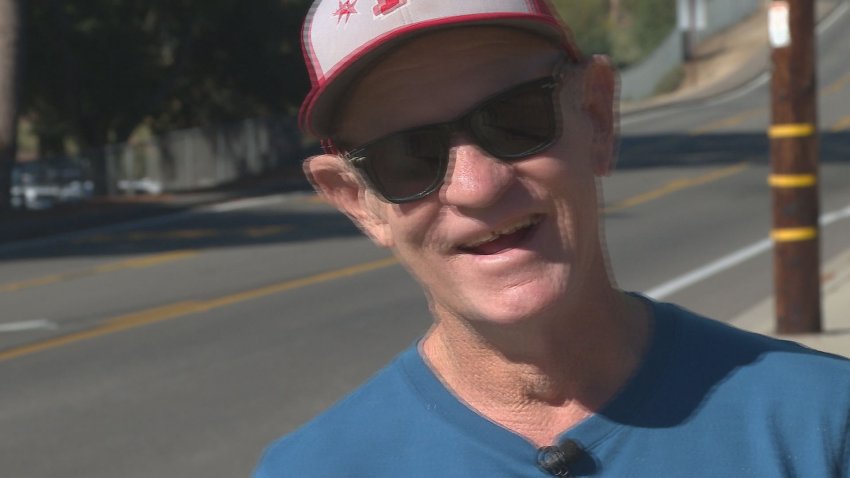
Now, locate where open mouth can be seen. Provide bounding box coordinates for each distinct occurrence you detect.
[458,215,542,256]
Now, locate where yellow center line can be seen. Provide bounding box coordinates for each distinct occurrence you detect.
[243,225,293,238]
[0,302,210,362]
[0,257,399,363]
[830,116,850,132]
[824,71,850,96]
[605,162,749,213]
[204,257,399,309]
[0,162,751,361]
[0,250,199,293]
[93,250,199,273]
[690,108,766,136]
[126,229,219,241]
[0,274,65,293]
[75,225,294,244]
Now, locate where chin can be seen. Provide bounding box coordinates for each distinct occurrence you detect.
[460,279,570,327]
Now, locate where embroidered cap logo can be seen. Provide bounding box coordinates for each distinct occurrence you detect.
[373,0,406,16]
[333,0,359,24]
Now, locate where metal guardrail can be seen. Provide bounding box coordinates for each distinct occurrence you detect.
[10,115,306,209]
[11,117,305,209]
[103,115,304,194]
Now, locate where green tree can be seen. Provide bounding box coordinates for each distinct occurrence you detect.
[23,0,311,194]
[610,0,677,67]
[551,0,676,67]
[551,0,612,56]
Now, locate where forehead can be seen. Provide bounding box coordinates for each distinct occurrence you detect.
[334,27,562,146]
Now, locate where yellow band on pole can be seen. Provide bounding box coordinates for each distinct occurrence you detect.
[768,123,816,138]
[772,227,818,242]
[768,174,817,188]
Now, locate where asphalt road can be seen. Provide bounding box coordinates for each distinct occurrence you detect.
[2,9,850,477]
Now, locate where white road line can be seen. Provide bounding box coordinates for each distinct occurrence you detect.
[206,193,302,213]
[0,212,195,256]
[701,72,770,108]
[818,1,850,34]
[619,70,772,127]
[0,319,59,334]
[620,107,678,126]
[645,202,850,300]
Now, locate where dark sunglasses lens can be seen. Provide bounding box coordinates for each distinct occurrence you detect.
[365,128,448,202]
[469,83,556,158]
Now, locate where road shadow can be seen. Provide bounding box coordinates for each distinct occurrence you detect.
[0,205,366,262]
[617,129,850,169]
[1,130,847,261]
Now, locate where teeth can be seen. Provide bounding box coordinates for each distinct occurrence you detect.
[461,216,541,249]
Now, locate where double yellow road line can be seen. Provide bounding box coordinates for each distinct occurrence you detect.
[12,76,850,361]
[0,257,400,362]
[0,250,199,293]
[2,161,753,362]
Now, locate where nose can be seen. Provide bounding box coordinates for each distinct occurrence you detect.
[441,140,516,209]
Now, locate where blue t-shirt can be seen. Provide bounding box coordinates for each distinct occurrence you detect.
[254,300,850,477]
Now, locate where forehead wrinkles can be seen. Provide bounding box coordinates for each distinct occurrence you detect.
[334,27,560,144]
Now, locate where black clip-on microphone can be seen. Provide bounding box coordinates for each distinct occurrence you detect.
[537,439,582,477]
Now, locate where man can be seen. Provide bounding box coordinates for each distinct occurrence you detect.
[254,1,850,476]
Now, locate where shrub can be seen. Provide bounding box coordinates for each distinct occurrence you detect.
[551,0,676,68]
[551,0,612,56]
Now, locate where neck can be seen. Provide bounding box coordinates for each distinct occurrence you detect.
[421,287,651,446]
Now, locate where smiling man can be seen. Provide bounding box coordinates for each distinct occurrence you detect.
[253,1,850,476]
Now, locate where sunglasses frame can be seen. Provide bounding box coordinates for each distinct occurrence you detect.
[340,56,570,204]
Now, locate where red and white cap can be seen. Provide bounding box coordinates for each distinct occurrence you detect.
[299,0,581,138]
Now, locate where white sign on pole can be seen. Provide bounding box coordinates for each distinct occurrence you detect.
[769,1,792,48]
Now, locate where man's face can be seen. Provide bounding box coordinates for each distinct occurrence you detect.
[328,27,616,327]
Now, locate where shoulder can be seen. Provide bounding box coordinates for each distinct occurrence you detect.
[657,300,850,373]
[252,347,431,477]
[653,300,850,415]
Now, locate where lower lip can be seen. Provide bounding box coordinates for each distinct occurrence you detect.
[459,220,541,257]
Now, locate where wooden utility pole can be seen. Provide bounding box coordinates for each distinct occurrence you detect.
[768,0,821,334]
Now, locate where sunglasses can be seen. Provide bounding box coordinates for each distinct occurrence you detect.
[340,59,568,204]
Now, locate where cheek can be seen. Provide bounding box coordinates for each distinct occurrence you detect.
[385,201,444,255]
[521,148,602,251]
[521,145,594,206]
[360,195,395,248]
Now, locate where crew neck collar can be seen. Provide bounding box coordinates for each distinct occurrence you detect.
[399,297,678,459]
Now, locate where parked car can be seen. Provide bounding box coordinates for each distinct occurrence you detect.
[116,178,163,195]
[10,161,94,210]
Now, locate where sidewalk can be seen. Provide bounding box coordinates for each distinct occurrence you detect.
[732,249,850,359]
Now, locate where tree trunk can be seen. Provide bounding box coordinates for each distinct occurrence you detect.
[0,0,22,213]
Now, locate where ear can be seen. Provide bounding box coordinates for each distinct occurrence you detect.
[581,55,619,177]
[303,154,395,248]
